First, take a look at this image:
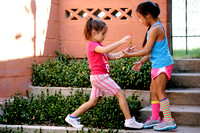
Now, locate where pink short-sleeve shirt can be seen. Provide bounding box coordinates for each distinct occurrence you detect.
[87,41,110,75]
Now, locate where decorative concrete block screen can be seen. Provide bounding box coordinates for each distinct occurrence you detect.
[65,8,132,20]
[60,8,135,58]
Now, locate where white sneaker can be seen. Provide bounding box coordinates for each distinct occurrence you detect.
[124,116,143,129]
[65,114,84,129]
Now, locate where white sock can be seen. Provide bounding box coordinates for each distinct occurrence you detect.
[125,118,133,123]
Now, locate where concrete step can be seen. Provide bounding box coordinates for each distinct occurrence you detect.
[0,124,200,133]
[173,59,200,73]
[169,73,200,88]
[141,105,200,126]
[166,88,200,106]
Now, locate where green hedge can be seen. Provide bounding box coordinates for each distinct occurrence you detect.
[0,89,142,129]
[31,51,151,89]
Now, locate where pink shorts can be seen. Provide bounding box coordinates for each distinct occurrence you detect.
[90,74,120,98]
[151,64,173,80]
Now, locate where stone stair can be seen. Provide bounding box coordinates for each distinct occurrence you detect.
[141,59,200,126]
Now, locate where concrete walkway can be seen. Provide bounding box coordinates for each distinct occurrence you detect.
[0,124,200,133]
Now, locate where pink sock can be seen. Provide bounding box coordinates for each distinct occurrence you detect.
[151,101,160,120]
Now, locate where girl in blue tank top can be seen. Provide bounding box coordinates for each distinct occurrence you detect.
[118,1,177,131]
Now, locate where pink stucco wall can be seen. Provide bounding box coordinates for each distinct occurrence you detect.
[0,0,170,98]
[0,0,60,98]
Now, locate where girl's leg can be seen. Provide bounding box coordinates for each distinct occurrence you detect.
[143,80,161,129]
[153,73,177,131]
[66,80,100,129]
[90,74,143,128]
[71,97,99,117]
[150,79,159,101]
[154,73,168,100]
[150,80,160,121]
[154,73,172,121]
[115,89,131,119]
[115,89,143,129]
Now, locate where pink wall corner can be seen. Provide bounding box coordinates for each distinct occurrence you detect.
[43,39,60,57]
[60,23,85,41]
[4,60,26,77]
[0,62,5,78]
[61,41,87,58]
[49,2,59,21]
[13,76,32,96]
[0,0,60,98]
[0,77,14,98]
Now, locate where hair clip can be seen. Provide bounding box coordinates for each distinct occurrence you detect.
[153,3,158,7]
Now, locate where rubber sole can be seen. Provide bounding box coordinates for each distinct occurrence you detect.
[124,127,143,130]
[154,125,177,131]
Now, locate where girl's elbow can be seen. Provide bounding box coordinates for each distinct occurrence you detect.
[144,49,151,55]
[101,49,108,54]
[102,51,107,54]
[97,49,107,54]
[146,51,151,55]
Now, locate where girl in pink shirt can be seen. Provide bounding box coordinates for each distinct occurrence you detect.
[65,18,143,129]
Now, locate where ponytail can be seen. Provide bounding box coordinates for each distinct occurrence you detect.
[84,17,93,41]
[83,17,108,41]
[142,26,151,47]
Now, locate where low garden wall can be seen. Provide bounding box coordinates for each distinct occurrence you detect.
[0,85,150,131]
[29,86,150,108]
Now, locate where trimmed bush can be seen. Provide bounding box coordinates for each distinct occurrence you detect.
[0,89,142,129]
[31,51,151,89]
[0,127,24,133]
[109,57,151,89]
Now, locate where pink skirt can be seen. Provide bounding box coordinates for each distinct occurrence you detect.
[151,64,173,80]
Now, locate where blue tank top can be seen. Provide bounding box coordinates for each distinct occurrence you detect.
[147,22,174,68]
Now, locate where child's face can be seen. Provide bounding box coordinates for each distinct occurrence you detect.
[92,28,107,43]
[136,12,149,27]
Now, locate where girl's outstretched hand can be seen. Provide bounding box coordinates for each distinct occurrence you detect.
[119,35,131,44]
[115,50,130,59]
[132,61,142,71]
[124,46,137,53]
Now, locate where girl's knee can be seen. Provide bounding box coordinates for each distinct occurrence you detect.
[115,89,125,98]
[155,88,166,99]
[88,98,99,107]
[150,86,156,94]
[155,87,165,94]
[118,89,124,94]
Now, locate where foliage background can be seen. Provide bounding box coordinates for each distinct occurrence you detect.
[0,90,142,129]
[31,51,152,90]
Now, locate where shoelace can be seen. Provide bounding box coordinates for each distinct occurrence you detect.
[77,117,81,120]
[75,117,81,125]
[132,116,136,121]
[160,118,169,124]
[145,116,151,123]
[131,116,141,125]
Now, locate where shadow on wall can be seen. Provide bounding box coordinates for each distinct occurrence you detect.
[0,0,59,98]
